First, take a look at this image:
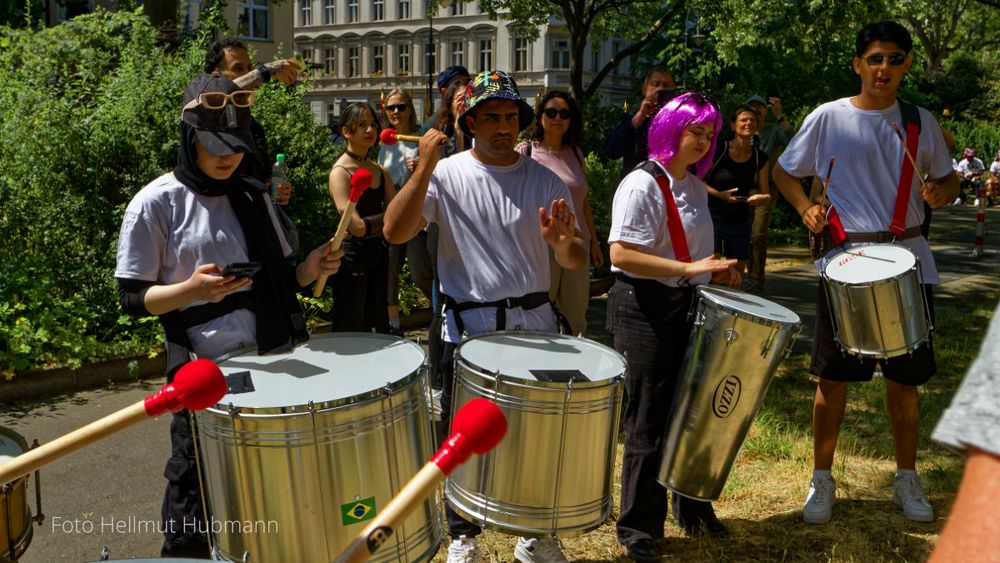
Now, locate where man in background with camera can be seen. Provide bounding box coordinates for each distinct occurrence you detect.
[601,65,676,179]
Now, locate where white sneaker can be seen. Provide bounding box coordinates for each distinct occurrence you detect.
[447,535,485,563]
[893,473,934,522]
[975,198,982,207]
[514,537,568,563]
[802,475,836,524]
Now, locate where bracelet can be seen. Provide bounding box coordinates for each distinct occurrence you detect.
[362,216,372,238]
[800,203,820,218]
[256,63,272,83]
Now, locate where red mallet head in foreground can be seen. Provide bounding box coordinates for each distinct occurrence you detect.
[379,128,399,146]
[431,398,507,475]
[143,359,227,417]
[349,168,373,202]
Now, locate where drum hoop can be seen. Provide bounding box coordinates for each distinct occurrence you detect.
[454,330,626,389]
[210,333,426,415]
[694,287,801,327]
[823,244,918,281]
[0,427,28,459]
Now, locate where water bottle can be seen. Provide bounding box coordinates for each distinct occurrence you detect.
[271,154,291,205]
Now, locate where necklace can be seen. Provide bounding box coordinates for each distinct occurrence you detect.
[345,148,368,162]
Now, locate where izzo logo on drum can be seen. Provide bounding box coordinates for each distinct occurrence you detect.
[712,375,742,418]
[341,497,377,526]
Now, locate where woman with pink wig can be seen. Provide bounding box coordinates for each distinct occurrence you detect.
[606,92,741,561]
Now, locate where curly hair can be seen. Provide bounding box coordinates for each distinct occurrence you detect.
[647,92,723,178]
[523,91,582,148]
[204,38,247,74]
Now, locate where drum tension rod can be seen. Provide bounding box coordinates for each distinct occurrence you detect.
[30,438,44,526]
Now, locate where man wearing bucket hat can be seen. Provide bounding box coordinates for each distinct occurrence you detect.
[115,73,343,556]
[385,70,586,563]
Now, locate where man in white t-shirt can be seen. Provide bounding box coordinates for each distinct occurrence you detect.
[385,70,585,563]
[773,21,959,526]
[956,148,986,205]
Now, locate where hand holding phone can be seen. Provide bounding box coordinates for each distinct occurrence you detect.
[221,262,261,279]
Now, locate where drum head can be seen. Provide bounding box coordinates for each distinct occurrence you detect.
[0,427,26,464]
[456,332,625,385]
[696,286,800,325]
[215,333,425,410]
[824,244,916,284]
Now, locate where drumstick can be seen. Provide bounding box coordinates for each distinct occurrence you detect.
[891,122,929,189]
[842,250,896,263]
[335,398,507,563]
[313,169,373,297]
[817,156,836,205]
[379,128,454,152]
[0,359,226,485]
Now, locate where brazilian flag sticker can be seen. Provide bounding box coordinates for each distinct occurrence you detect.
[341,497,377,526]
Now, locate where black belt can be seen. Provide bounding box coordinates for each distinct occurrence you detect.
[844,227,922,243]
[615,272,692,291]
[443,291,569,335]
[178,291,255,329]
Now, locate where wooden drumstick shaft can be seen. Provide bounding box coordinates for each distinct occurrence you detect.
[312,200,357,297]
[891,122,929,189]
[336,463,444,563]
[0,402,148,485]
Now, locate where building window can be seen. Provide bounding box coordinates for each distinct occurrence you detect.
[612,41,623,75]
[327,102,338,126]
[324,0,335,24]
[478,39,492,72]
[324,48,337,75]
[237,0,270,40]
[514,37,528,72]
[372,45,385,76]
[347,46,359,77]
[449,1,463,15]
[552,38,570,70]
[591,45,600,72]
[373,0,384,21]
[300,48,314,70]
[397,0,409,19]
[299,0,311,26]
[397,43,410,75]
[450,40,464,67]
[347,0,358,22]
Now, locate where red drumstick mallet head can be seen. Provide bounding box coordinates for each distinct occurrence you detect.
[350,168,373,202]
[379,128,399,146]
[143,359,227,417]
[431,398,506,475]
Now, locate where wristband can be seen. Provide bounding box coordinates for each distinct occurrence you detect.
[362,216,372,238]
[256,63,272,83]
[800,203,819,218]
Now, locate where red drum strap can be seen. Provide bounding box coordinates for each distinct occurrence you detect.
[653,174,692,263]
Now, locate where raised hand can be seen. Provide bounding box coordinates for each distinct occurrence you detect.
[540,198,577,251]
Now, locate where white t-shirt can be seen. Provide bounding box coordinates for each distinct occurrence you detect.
[115,173,292,359]
[424,151,576,342]
[608,161,715,287]
[957,157,986,177]
[990,161,1000,175]
[779,98,952,283]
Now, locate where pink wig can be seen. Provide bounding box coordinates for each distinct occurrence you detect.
[647,92,723,178]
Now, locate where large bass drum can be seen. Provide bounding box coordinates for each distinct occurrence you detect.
[658,286,800,500]
[195,333,441,562]
[447,332,626,537]
[0,427,32,562]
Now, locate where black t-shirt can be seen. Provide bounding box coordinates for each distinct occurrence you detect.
[706,141,769,224]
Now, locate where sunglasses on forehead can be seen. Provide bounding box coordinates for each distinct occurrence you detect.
[864,53,906,66]
[385,103,409,112]
[182,90,255,111]
[542,108,572,120]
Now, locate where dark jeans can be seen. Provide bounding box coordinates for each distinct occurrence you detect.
[607,277,715,543]
[160,411,209,557]
[439,341,483,538]
[330,256,389,334]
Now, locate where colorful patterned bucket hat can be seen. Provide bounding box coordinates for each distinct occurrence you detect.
[458,70,534,138]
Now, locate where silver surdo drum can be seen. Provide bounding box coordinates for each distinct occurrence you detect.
[659,286,800,501]
[196,333,441,562]
[447,332,626,536]
[1,427,33,561]
[823,244,931,359]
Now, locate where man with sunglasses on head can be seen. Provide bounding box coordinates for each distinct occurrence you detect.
[773,21,959,526]
[205,38,303,254]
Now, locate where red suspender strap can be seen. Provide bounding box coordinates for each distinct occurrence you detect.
[652,174,693,263]
[890,121,920,237]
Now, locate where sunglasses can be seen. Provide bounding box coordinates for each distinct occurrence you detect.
[542,108,572,120]
[182,90,255,111]
[864,53,906,66]
[385,103,409,113]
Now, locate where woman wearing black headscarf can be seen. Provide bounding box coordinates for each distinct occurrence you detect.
[115,74,342,557]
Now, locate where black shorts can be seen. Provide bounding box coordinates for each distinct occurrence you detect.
[810,279,936,386]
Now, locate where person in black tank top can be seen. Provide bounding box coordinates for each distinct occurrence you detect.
[325,102,397,333]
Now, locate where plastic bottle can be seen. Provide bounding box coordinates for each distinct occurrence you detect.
[271,154,291,205]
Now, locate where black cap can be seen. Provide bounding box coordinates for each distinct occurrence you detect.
[181,74,254,156]
[437,65,470,90]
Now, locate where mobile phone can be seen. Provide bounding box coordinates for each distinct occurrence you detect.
[221,262,261,279]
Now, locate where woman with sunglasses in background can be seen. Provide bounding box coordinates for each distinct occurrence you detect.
[327,102,397,333]
[516,91,603,335]
[607,92,740,561]
[378,89,427,334]
[433,80,471,156]
[115,74,343,557]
